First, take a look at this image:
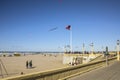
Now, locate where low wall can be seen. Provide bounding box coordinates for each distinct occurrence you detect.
[2,57,116,80]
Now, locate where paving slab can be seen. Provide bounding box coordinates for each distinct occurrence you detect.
[69,61,120,80]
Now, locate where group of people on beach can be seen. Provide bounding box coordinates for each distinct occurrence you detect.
[26,60,32,69]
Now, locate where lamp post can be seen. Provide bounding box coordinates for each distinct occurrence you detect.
[82,43,85,56]
[105,46,109,66]
[90,43,94,55]
[117,40,120,61]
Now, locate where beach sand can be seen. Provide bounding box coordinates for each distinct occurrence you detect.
[0,54,66,78]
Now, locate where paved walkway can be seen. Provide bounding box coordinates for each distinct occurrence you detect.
[69,61,120,80]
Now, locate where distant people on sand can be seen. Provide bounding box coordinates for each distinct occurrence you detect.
[26,60,33,69]
[26,60,29,68]
[29,60,32,68]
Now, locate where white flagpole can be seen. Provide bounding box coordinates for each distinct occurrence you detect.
[70,27,72,53]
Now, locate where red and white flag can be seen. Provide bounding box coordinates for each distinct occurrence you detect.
[66,25,71,30]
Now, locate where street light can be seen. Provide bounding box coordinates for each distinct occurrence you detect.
[117,40,120,61]
[90,43,94,55]
[105,46,109,66]
[82,43,85,55]
[117,40,120,45]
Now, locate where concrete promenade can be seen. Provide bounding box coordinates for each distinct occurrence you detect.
[69,61,120,80]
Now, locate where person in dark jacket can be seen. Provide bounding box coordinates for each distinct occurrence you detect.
[26,60,29,68]
[29,60,32,68]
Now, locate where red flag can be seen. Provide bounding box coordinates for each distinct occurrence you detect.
[66,25,71,30]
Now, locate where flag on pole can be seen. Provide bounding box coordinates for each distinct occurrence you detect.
[65,25,72,53]
[66,25,71,30]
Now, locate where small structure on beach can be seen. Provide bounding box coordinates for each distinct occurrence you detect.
[63,52,83,65]
[63,52,99,65]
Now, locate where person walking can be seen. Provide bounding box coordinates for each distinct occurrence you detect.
[26,60,29,68]
[29,60,32,68]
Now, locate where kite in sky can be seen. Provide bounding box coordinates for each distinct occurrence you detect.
[49,27,58,31]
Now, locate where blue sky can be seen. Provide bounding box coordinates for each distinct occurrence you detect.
[0,0,120,51]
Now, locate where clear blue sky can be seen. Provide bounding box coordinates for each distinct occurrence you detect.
[0,0,120,51]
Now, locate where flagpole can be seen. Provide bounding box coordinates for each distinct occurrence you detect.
[70,27,72,53]
[66,25,72,53]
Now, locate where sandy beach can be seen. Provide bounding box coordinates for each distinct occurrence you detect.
[0,53,66,78]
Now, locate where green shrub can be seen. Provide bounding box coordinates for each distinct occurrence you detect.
[3,54,6,57]
[14,53,21,56]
